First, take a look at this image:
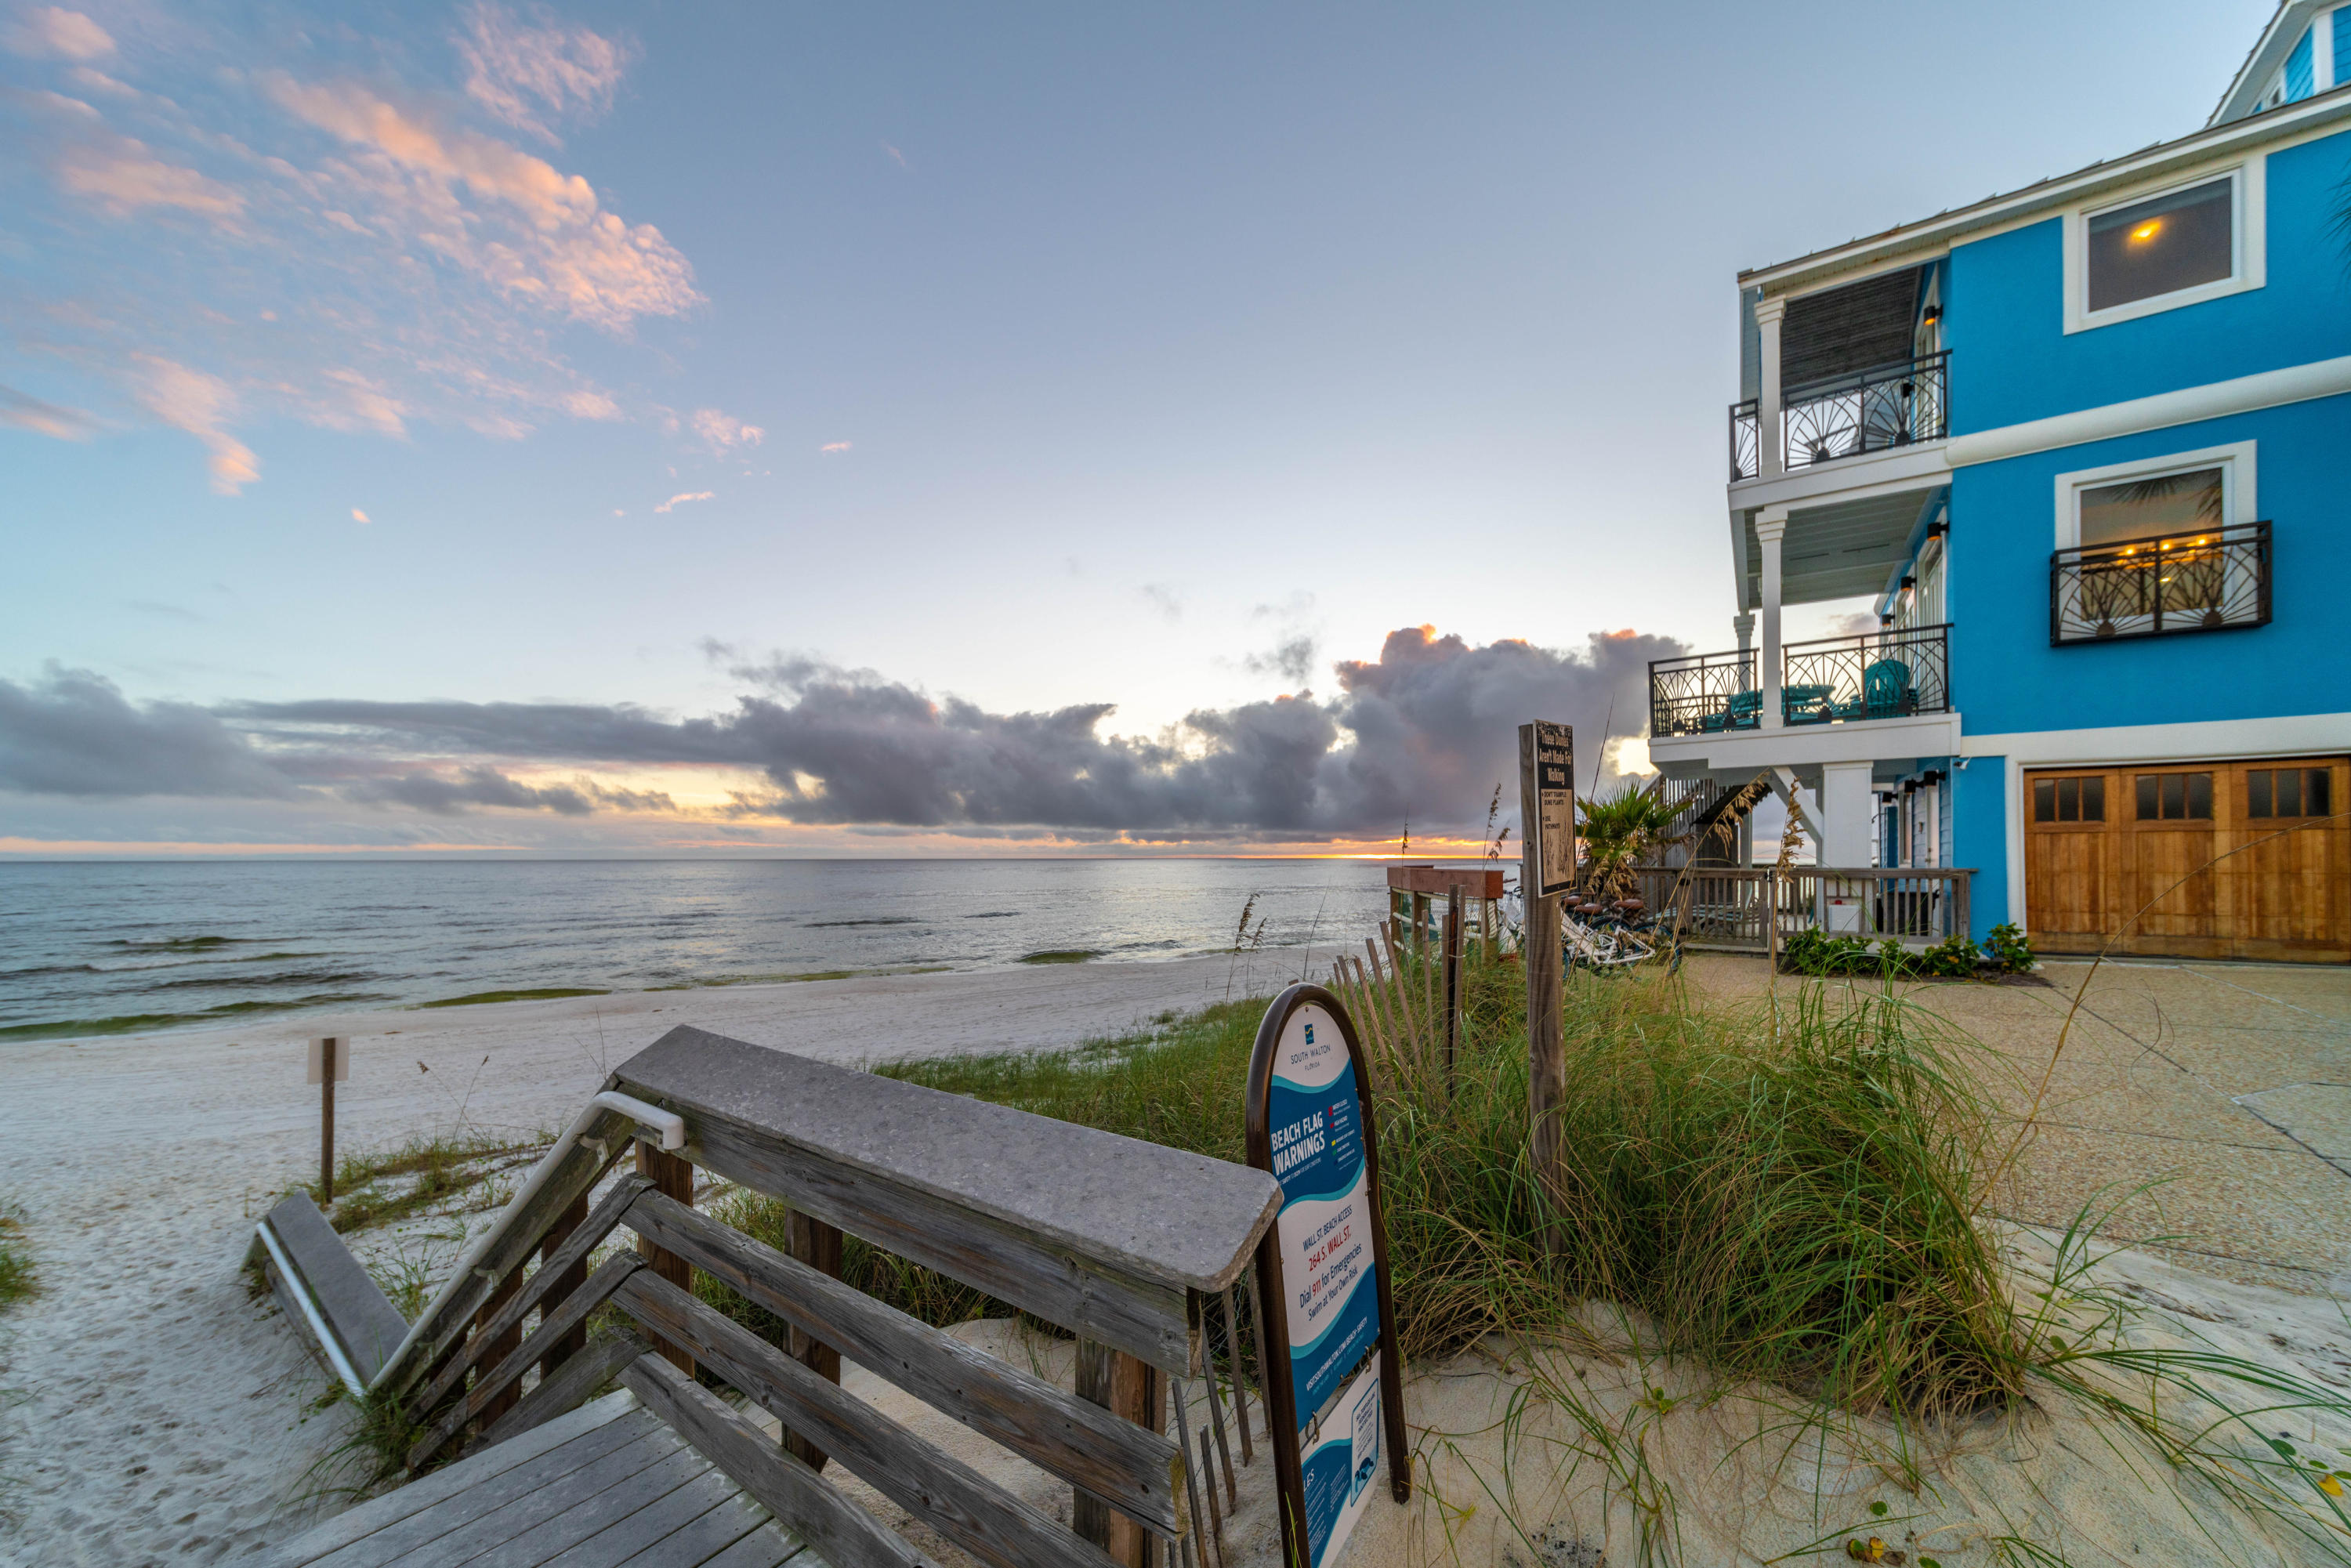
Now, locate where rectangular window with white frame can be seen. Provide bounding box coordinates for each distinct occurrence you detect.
[2063,158,2265,333]
[2050,441,2269,643]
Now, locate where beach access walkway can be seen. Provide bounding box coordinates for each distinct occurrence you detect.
[269,1390,809,1568]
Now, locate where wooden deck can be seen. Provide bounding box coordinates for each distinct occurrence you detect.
[272,1389,820,1568]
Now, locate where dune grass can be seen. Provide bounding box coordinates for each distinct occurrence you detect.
[694,947,2351,1566]
[0,1200,34,1314]
[310,1132,547,1235]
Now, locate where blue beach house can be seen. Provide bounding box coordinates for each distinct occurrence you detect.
[1648,2,2349,963]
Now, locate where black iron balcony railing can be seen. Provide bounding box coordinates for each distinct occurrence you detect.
[2050,521,2271,645]
[1780,622,1951,726]
[1728,352,1949,481]
[1649,647,1757,738]
[1650,624,1953,738]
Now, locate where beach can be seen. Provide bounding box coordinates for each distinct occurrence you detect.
[5,951,2351,1565]
[0,952,1273,1564]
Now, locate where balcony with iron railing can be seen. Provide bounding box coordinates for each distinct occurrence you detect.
[1730,352,1949,481]
[2050,521,2270,644]
[1649,623,1952,738]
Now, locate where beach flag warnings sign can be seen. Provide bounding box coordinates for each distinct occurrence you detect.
[1245,984,1409,1568]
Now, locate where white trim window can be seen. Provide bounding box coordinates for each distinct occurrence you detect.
[2052,441,2260,640]
[2063,158,2266,333]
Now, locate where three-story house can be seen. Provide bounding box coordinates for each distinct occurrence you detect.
[1648,0,2349,962]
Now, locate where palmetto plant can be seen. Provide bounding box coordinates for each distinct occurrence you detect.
[1577,778,1686,900]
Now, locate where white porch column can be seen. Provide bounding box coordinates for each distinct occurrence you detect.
[1732,611,1754,651]
[1756,507,1787,730]
[1818,760,1877,868]
[1755,295,1787,480]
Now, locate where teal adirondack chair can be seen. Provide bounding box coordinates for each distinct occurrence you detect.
[1832,658,1914,721]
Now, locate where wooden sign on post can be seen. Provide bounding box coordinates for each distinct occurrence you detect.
[1245,984,1410,1568]
[307,1036,348,1204]
[1518,723,1574,1219]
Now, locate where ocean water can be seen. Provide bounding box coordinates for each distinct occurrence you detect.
[0,859,1406,1041]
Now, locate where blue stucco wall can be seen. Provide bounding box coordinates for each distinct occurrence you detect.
[1947,392,2351,737]
[1951,757,2008,942]
[1946,127,2351,433]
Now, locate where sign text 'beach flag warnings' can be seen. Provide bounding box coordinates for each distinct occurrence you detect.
[1246,984,1409,1568]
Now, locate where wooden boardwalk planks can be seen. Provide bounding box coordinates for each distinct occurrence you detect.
[273,1391,812,1568]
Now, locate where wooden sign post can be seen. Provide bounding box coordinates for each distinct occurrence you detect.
[306,1036,349,1202]
[1245,984,1409,1568]
[1518,722,1574,1213]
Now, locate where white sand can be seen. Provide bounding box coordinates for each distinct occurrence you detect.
[0,953,1258,1563]
[9,948,2351,1566]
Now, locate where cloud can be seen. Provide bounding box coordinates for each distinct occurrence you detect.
[215,623,1685,836]
[0,666,295,798]
[654,490,713,513]
[1244,634,1319,686]
[690,408,763,451]
[457,2,629,143]
[819,440,851,454]
[126,599,201,621]
[0,385,98,440]
[131,356,258,493]
[1138,584,1182,621]
[56,136,245,222]
[351,508,371,523]
[9,624,1684,837]
[9,7,113,60]
[264,75,701,332]
[882,143,908,169]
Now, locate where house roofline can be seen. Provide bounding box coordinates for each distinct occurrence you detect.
[2209,0,2321,127]
[1737,78,2351,299]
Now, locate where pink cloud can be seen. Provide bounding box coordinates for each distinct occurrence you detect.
[458,2,630,143]
[0,386,98,440]
[691,407,763,450]
[266,75,700,331]
[57,136,244,223]
[654,490,713,514]
[132,356,258,493]
[820,440,852,454]
[8,7,113,60]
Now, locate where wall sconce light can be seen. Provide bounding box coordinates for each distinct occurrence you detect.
[1901,574,1917,589]
[1927,518,1948,539]
[1922,302,1943,324]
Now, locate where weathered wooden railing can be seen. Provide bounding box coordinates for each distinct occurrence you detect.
[1637,865,1973,953]
[372,1025,1281,1568]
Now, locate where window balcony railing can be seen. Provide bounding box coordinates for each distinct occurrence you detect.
[1728,352,1950,481]
[1648,623,1952,737]
[2049,520,2271,644]
[1649,647,1758,738]
[1780,622,1951,726]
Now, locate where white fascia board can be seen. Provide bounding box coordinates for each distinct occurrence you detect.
[1648,711,1964,773]
[2211,1,2324,126]
[1737,86,2351,299]
[1958,710,2351,926]
[1947,356,2351,468]
[1727,442,1951,512]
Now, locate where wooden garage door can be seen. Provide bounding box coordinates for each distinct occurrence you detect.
[2025,756,2349,962]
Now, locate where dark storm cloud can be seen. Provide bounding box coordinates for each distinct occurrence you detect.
[0,665,298,798]
[4,625,1683,833]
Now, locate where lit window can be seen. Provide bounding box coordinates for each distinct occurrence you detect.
[2087,179,2234,313]
[2079,466,2222,549]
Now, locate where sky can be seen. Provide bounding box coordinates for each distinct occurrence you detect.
[0,0,2277,857]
